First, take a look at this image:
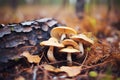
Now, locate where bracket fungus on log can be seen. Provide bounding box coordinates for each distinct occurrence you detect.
[0,18,61,63]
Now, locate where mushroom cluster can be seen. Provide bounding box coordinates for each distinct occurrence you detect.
[40,26,95,65]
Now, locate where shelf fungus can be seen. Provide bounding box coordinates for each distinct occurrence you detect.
[60,39,79,65]
[70,33,94,56]
[50,26,77,42]
[40,37,64,62]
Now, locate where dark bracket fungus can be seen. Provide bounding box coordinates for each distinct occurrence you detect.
[0,18,62,63]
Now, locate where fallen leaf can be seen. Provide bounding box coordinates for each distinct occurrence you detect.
[43,64,61,73]
[60,66,82,77]
[15,76,25,80]
[21,51,41,64]
[43,64,82,77]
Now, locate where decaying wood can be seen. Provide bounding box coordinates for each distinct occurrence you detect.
[0,18,61,63]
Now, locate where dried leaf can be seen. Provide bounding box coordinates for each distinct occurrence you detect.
[43,65,82,77]
[15,76,25,80]
[43,64,61,73]
[60,66,82,77]
[21,51,41,64]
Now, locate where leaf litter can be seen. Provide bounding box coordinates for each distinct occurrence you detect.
[0,17,120,80]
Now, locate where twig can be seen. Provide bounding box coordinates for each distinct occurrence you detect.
[80,52,89,67]
[43,68,48,80]
[48,60,68,65]
[39,51,45,63]
[32,66,38,80]
[43,51,49,63]
[75,74,88,79]
[38,65,52,80]
[72,61,81,66]
[82,60,112,70]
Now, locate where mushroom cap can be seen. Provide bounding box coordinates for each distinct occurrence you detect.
[70,33,94,45]
[50,26,77,40]
[40,37,64,47]
[60,46,80,53]
[62,39,79,50]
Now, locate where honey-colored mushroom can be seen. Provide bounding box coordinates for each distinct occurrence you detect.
[60,39,79,65]
[70,33,94,56]
[50,26,77,42]
[40,37,64,62]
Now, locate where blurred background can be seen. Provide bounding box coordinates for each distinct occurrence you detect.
[0,0,120,31]
[0,0,76,24]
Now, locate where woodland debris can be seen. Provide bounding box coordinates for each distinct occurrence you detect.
[21,51,41,64]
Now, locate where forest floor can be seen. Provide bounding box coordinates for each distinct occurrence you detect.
[0,5,120,80]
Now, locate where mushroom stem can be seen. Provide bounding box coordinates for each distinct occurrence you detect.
[79,43,84,56]
[60,34,66,42]
[67,53,72,66]
[47,46,56,62]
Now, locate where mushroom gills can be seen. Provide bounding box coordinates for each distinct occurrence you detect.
[60,34,66,42]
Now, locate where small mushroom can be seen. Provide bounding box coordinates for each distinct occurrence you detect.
[70,33,94,56]
[50,26,77,42]
[60,39,79,65]
[40,37,64,62]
